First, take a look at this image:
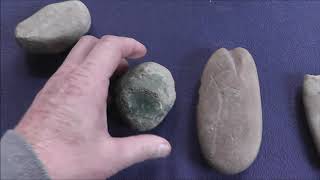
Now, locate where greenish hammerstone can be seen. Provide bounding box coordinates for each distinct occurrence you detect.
[197,48,262,174]
[15,0,91,54]
[115,62,176,132]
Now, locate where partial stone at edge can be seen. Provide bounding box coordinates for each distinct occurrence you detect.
[197,48,262,174]
[15,0,91,54]
[303,74,320,155]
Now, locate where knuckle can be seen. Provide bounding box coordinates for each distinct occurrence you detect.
[79,35,97,42]
[101,39,121,53]
[126,37,135,43]
[101,35,134,57]
[101,35,117,42]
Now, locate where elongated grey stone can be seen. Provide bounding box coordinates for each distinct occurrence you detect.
[15,0,91,54]
[115,62,176,132]
[303,75,320,155]
[197,48,262,174]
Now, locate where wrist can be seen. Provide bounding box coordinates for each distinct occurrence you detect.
[14,127,69,179]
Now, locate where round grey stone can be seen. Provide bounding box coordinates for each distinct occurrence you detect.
[15,0,91,54]
[303,74,320,156]
[115,62,176,132]
[197,48,262,174]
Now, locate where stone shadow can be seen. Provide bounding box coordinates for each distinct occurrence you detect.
[296,87,320,168]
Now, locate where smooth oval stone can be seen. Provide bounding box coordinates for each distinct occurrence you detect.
[303,75,320,155]
[197,48,262,174]
[15,0,91,54]
[115,62,176,132]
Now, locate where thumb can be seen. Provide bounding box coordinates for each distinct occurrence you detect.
[111,134,171,169]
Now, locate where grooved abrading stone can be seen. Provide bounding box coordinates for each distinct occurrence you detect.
[303,74,320,155]
[15,0,91,54]
[115,62,176,132]
[197,48,262,174]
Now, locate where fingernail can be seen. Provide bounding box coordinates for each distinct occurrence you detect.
[156,143,171,158]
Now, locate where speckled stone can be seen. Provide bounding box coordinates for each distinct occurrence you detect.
[115,62,176,132]
[303,74,320,155]
[15,0,91,54]
[197,48,262,174]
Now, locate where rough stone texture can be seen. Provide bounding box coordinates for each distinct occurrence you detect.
[15,0,91,54]
[197,48,262,174]
[115,62,176,132]
[303,74,320,156]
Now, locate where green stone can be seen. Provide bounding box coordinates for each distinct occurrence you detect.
[115,62,176,131]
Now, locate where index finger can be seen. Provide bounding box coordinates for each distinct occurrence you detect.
[78,35,147,82]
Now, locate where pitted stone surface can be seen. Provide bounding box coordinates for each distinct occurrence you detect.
[115,62,176,132]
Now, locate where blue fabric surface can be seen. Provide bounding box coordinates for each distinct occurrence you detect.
[1,0,320,179]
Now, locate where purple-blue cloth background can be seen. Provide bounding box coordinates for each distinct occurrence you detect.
[1,0,320,179]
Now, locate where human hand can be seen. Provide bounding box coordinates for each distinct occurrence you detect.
[15,35,171,180]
